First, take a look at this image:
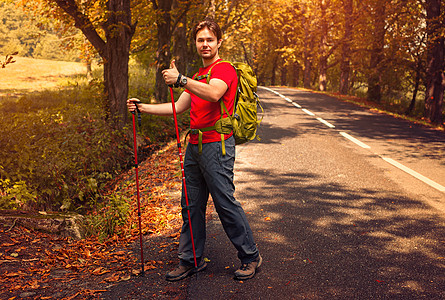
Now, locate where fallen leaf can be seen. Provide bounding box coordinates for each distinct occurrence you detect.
[1,242,16,247]
[131,268,142,276]
[264,217,271,221]
[29,280,40,289]
[104,273,120,282]
[121,274,131,281]
[92,267,110,276]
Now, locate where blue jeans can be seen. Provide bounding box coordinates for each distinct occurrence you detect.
[178,136,259,265]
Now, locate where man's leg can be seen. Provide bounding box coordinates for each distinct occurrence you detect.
[200,137,259,264]
[166,143,208,281]
[178,142,209,265]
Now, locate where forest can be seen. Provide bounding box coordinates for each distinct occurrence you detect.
[0,0,444,212]
[2,0,444,126]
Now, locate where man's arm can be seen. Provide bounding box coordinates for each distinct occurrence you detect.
[127,92,191,116]
[162,60,228,103]
[183,77,228,102]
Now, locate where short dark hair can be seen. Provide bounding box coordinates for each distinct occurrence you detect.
[193,17,222,41]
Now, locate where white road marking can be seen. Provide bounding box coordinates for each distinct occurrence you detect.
[316,117,335,128]
[381,157,445,192]
[262,87,444,193]
[302,109,315,116]
[339,132,371,149]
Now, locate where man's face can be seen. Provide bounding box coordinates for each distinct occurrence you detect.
[195,27,221,60]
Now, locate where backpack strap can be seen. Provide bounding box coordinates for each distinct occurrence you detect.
[189,60,235,156]
[188,103,231,156]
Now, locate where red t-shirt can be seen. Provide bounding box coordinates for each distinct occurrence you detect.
[186,59,237,144]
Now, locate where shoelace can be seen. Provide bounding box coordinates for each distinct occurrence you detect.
[239,263,249,271]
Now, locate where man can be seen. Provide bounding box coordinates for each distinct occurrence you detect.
[127,18,261,281]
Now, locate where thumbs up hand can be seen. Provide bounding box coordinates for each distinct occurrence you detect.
[170,60,178,70]
[162,60,180,87]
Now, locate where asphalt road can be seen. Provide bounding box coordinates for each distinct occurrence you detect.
[185,87,445,299]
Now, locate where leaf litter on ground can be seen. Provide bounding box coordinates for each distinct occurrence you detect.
[0,140,192,300]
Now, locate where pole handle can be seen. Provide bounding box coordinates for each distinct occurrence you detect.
[131,100,142,127]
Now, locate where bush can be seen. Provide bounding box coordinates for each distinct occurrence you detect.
[0,77,190,214]
[84,190,131,240]
[0,83,130,211]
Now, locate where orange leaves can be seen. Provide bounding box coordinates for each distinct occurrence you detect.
[1,141,185,299]
[92,267,110,276]
[131,260,158,276]
[4,271,25,277]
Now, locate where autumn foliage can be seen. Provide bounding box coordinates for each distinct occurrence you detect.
[0,141,189,299]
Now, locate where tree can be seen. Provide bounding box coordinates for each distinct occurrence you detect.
[152,0,173,102]
[24,0,136,128]
[339,0,353,94]
[301,2,314,89]
[367,0,386,103]
[424,0,444,125]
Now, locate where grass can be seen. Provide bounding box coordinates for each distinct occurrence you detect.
[0,56,87,97]
[0,56,189,212]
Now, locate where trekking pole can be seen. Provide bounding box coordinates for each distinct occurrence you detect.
[169,86,198,269]
[131,101,145,276]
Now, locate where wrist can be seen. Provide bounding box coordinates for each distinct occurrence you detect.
[179,74,188,87]
[174,74,188,88]
[175,74,182,88]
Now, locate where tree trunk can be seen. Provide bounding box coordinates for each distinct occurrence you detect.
[407,70,420,115]
[103,0,133,127]
[303,55,312,89]
[339,0,353,95]
[154,0,173,102]
[173,1,188,75]
[367,2,386,103]
[318,0,328,92]
[424,0,444,125]
[281,65,287,86]
[319,57,327,91]
[302,4,312,89]
[54,0,135,128]
[291,63,300,87]
[406,59,422,115]
[271,56,278,86]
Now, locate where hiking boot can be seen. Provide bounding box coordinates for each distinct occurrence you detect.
[165,261,207,282]
[234,254,262,280]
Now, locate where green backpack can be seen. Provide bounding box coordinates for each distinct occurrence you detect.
[191,61,263,155]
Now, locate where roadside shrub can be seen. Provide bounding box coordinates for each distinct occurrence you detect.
[0,83,131,211]
[0,81,190,214]
[83,191,131,240]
